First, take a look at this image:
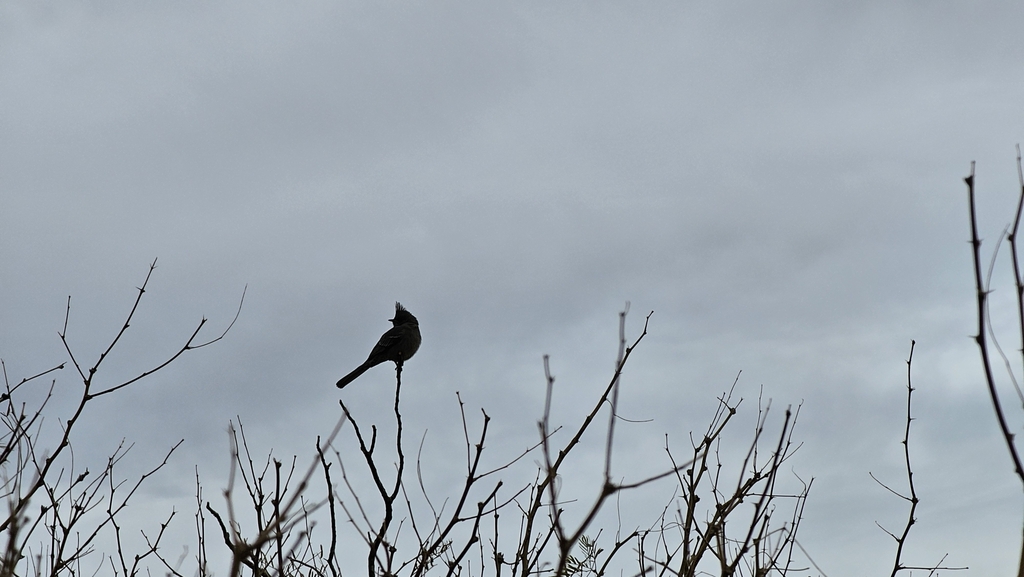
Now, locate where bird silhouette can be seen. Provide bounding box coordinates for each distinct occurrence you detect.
[336,302,421,388]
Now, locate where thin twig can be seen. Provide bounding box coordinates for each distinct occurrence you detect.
[965,164,1024,483]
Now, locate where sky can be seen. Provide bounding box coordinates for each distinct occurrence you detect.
[3,0,1024,574]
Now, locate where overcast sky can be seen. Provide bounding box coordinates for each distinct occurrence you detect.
[4,1,1024,574]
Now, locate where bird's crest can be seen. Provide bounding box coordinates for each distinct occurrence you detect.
[391,302,417,325]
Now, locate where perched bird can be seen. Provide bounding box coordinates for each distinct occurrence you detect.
[336,302,421,388]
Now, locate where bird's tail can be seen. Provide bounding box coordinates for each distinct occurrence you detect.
[336,363,370,388]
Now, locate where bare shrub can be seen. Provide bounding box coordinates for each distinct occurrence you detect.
[0,259,242,576]
[202,305,811,577]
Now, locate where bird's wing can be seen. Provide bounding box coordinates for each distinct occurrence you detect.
[367,325,405,358]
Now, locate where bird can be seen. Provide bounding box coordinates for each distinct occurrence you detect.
[336,302,421,388]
